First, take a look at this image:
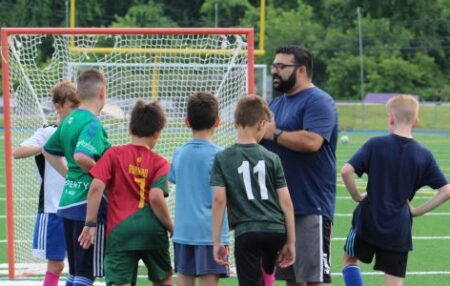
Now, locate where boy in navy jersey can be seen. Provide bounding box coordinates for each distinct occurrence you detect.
[341,95,450,286]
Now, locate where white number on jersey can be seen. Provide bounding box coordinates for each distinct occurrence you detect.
[237,160,268,200]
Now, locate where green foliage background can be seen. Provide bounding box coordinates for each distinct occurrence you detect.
[1,0,450,101]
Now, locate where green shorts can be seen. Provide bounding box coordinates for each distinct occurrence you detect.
[105,248,172,286]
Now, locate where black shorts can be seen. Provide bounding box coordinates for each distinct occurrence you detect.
[234,231,286,286]
[344,228,408,278]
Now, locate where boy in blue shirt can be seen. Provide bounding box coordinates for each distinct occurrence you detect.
[341,95,450,286]
[169,92,229,286]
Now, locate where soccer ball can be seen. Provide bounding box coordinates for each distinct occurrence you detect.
[341,135,349,144]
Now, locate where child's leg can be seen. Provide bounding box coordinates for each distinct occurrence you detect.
[176,274,195,286]
[235,232,264,286]
[260,233,286,286]
[44,260,65,286]
[384,274,404,286]
[342,251,363,286]
[198,275,219,286]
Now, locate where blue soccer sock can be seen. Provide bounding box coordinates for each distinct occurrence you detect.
[73,275,93,286]
[65,274,74,286]
[343,264,363,286]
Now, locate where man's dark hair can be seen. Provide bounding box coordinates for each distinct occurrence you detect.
[76,69,106,100]
[276,45,313,79]
[234,96,271,128]
[187,92,219,131]
[129,100,166,137]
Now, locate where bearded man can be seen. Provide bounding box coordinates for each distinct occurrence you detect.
[261,45,339,286]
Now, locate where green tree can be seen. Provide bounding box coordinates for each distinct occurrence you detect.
[112,2,176,27]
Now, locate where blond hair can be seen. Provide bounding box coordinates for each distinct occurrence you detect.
[51,80,79,107]
[387,95,419,125]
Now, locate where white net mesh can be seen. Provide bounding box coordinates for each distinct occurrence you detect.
[5,30,255,276]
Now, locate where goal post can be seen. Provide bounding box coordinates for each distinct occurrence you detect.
[2,27,255,279]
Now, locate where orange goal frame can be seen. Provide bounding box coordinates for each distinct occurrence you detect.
[1,27,254,279]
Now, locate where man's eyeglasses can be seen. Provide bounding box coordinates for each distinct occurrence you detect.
[271,63,302,71]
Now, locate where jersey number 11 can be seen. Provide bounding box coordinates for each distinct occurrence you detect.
[237,160,268,200]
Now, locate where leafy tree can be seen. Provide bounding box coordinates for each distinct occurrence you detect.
[112,2,176,27]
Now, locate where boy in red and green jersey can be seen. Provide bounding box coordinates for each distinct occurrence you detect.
[79,100,173,286]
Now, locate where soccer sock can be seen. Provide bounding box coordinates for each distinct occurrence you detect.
[260,265,275,286]
[65,274,74,286]
[73,276,93,286]
[343,264,363,286]
[43,271,60,286]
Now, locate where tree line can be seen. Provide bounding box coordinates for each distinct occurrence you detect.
[1,0,450,100]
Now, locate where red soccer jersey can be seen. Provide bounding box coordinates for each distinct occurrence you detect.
[89,144,169,248]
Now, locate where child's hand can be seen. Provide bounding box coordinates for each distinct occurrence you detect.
[213,244,229,266]
[78,226,96,249]
[278,242,295,268]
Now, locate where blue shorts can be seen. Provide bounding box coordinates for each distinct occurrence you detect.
[64,219,106,279]
[174,243,229,277]
[33,213,66,260]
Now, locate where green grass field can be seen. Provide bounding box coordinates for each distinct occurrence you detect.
[1,131,450,285]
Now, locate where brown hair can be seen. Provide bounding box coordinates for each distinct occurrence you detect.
[187,92,219,131]
[387,94,419,125]
[51,80,79,107]
[76,69,106,100]
[234,96,271,128]
[129,100,166,137]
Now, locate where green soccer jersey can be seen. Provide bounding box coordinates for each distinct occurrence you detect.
[44,109,111,221]
[211,143,287,237]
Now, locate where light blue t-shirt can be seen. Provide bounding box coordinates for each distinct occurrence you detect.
[169,139,229,245]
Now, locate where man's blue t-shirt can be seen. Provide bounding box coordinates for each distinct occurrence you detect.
[169,139,229,245]
[349,134,447,252]
[261,87,338,220]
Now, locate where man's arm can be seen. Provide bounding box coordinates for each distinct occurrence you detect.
[149,187,174,234]
[74,153,96,173]
[263,119,323,152]
[341,163,366,202]
[42,149,67,177]
[410,184,450,217]
[78,178,106,249]
[277,187,296,268]
[13,145,42,159]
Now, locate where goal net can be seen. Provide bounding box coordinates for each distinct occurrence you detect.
[2,27,255,279]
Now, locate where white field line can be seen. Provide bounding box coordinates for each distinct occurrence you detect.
[333,236,450,241]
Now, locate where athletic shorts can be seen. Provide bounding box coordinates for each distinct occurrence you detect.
[173,243,229,277]
[276,215,332,283]
[64,219,106,279]
[344,228,408,278]
[105,248,172,286]
[32,212,66,260]
[235,231,286,286]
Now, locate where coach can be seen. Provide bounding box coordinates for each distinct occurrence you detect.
[261,45,338,286]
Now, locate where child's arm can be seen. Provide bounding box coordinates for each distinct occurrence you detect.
[212,186,228,265]
[149,188,174,235]
[74,153,96,173]
[277,187,296,268]
[13,145,42,159]
[341,163,366,202]
[410,184,450,217]
[78,178,106,249]
[42,149,67,177]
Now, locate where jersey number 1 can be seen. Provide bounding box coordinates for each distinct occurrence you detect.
[237,160,268,200]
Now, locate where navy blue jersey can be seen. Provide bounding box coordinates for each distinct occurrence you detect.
[261,87,338,220]
[349,134,447,252]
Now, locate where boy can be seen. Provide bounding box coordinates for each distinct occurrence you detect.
[44,69,111,286]
[169,92,229,286]
[211,96,296,286]
[78,100,173,286]
[341,95,450,286]
[13,81,79,286]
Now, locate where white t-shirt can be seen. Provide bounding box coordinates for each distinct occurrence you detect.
[20,126,65,213]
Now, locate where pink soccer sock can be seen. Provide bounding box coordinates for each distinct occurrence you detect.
[43,271,60,286]
[261,266,275,286]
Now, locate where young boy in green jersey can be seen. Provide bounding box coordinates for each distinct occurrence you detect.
[211,96,296,286]
[78,100,173,286]
[44,69,111,286]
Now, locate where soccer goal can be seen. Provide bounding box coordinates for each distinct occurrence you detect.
[1,27,255,279]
